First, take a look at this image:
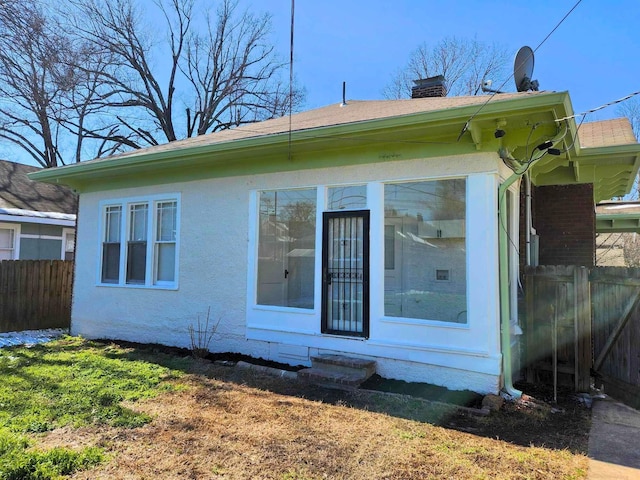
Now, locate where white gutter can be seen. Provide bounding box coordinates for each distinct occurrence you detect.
[0,208,76,227]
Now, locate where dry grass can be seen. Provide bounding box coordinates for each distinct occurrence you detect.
[33,358,589,480]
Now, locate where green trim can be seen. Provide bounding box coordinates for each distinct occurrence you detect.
[596,213,640,233]
[530,145,640,202]
[30,92,572,192]
[28,90,640,202]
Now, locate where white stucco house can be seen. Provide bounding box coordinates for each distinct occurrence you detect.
[30,88,640,395]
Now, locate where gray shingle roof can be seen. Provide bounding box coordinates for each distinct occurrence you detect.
[83,92,546,163]
[0,160,77,213]
[578,118,637,148]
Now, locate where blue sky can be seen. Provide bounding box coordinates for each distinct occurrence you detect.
[4,0,638,166]
[247,0,640,120]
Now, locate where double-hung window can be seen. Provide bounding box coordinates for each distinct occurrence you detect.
[102,206,122,283]
[100,195,179,288]
[126,203,148,284]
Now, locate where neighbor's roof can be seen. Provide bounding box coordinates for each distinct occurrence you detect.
[578,118,637,149]
[596,201,640,215]
[0,160,77,213]
[596,201,640,233]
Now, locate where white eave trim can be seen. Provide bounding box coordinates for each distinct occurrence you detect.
[0,208,76,226]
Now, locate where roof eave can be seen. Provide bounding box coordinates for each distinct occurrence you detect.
[29,91,571,189]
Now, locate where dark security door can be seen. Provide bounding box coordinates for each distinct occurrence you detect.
[321,211,369,337]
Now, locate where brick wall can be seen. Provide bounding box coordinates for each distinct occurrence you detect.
[411,76,447,98]
[533,184,595,266]
[411,84,447,98]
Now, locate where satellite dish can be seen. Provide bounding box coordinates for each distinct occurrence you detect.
[514,46,539,92]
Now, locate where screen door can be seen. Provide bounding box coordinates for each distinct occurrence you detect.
[321,211,369,337]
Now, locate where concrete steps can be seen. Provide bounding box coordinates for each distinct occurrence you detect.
[298,354,376,389]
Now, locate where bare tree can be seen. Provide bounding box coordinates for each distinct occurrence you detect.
[65,0,302,148]
[0,0,90,166]
[383,37,509,99]
[0,0,302,165]
[613,98,640,198]
[617,97,640,140]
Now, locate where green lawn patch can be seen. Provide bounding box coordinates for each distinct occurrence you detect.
[0,336,185,479]
[0,428,103,480]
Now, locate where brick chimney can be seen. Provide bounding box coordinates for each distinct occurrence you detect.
[411,75,447,98]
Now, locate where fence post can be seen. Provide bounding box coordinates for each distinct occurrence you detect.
[574,266,591,392]
[525,267,535,383]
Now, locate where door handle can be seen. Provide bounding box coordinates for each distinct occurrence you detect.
[284,269,289,279]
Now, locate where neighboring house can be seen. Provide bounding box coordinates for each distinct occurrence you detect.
[0,160,77,261]
[594,201,640,266]
[30,84,640,395]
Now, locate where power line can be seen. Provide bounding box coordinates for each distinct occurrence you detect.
[456,0,584,141]
[555,90,640,122]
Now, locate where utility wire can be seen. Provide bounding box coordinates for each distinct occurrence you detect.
[456,0,583,141]
[555,90,640,122]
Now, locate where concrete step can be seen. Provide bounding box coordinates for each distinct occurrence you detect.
[297,367,368,388]
[311,354,376,377]
[298,354,376,389]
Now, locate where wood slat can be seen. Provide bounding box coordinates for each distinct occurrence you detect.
[0,260,73,333]
[528,265,640,396]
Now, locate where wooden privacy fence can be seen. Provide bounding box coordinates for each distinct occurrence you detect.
[590,268,640,408]
[0,260,73,333]
[526,265,640,405]
[525,265,591,392]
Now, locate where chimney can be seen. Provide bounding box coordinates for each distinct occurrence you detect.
[411,75,447,98]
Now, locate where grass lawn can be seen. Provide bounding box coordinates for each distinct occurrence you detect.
[0,337,589,479]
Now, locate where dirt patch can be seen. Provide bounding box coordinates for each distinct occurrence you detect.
[34,363,589,480]
[65,340,590,478]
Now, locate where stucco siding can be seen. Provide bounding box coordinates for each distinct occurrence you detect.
[71,151,504,393]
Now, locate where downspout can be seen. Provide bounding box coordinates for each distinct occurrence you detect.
[525,173,532,266]
[498,172,523,398]
[498,123,568,399]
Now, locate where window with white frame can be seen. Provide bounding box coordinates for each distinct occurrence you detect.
[384,179,467,323]
[0,225,18,260]
[63,229,76,261]
[100,196,179,287]
[257,188,316,309]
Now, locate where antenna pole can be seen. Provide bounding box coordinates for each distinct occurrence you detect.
[341,81,346,106]
[288,0,295,161]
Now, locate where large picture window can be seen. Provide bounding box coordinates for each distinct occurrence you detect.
[384,179,467,323]
[100,196,179,287]
[257,189,316,309]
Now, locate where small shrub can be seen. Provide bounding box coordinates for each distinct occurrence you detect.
[188,307,221,358]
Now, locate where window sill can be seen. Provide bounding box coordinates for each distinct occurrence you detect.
[252,304,317,315]
[96,282,179,291]
[380,316,469,329]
